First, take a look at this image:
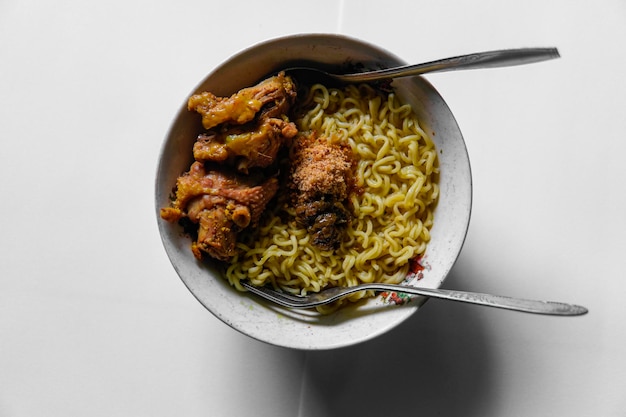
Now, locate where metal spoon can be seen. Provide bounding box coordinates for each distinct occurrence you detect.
[285,47,560,84]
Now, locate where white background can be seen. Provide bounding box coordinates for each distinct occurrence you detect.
[1,1,625,416]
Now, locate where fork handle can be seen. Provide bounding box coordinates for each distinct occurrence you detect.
[385,285,587,316]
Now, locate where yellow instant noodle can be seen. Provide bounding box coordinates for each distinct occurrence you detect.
[226,83,438,311]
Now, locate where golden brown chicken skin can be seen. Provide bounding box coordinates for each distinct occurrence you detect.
[193,117,297,173]
[187,72,296,130]
[188,72,298,174]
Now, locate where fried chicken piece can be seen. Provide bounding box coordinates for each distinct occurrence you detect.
[160,162,279,261]
[289,133,355,250]
[162,74,298,261]
[193,117,298,173]
[187,72,297,130]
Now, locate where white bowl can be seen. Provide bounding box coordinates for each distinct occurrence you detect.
[155,34,472,350]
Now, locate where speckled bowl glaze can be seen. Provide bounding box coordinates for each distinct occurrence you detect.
[155,34,472,350]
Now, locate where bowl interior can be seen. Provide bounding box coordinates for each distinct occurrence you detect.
[155,34,472,350]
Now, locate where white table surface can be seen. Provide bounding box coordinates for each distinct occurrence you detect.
[1,1,625,415]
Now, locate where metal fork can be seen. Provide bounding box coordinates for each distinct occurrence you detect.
[241,282,588,316]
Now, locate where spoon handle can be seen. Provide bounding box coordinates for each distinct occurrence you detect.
[338,48,560,82]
